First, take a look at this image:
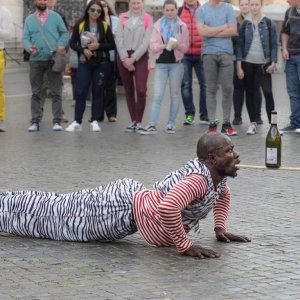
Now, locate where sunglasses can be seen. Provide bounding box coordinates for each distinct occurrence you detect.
[89,7,102,14]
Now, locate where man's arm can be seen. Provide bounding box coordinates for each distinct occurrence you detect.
[281,8,291,61]
[22,18,35,54]
[157,174,219,258]
[197,23,236,38]
[281,33,289,61]
[56,15,69,51]
[214,185,251,243]
[214,23,237,38]
[197,23,228,37]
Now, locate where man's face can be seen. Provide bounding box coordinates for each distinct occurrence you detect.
[213,138,240,178]
[35,0,48,11]
[184,0,198,8]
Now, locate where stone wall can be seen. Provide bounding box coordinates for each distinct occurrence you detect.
[24,0,88,26]
[23,0,118,26]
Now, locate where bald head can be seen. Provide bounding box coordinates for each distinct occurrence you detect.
[197,133,231,160]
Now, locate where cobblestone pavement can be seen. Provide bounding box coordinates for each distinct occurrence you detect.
[0,68,300,300]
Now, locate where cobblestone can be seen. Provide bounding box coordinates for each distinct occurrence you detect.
[0,70,299,299]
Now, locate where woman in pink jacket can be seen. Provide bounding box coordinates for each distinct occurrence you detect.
[140,0,189,135]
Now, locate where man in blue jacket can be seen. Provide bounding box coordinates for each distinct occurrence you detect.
[23,0,69,132]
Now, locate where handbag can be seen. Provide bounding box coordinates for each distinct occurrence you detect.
[33,16,68,72]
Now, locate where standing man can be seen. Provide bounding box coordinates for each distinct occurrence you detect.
[40,0,69,123]
[23,0,69,132]
[179,0,208,126]
[196,0,237,136]
[281,0,300,134]
[0,6,14,132]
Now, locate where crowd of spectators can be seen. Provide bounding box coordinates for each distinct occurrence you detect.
[1,0,300,135]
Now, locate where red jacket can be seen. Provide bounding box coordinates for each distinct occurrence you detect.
[179,2,202,55]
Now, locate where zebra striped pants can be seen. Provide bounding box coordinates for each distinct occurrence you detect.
[0,178,145,241]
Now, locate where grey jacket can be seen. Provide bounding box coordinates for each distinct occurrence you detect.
[115,10,153,61]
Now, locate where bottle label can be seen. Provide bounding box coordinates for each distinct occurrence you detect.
[271,114,277,125]
[266,147,277,164]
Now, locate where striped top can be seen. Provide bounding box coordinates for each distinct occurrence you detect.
[133,159,230,254]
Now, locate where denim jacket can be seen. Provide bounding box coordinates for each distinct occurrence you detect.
[236,16,277,63]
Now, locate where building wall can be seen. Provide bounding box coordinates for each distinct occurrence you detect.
[1,0,24,42]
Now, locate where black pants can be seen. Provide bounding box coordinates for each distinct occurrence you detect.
[75,61,108,123]
[242,61,275,123]
[233,60,262,120]
[100,61,117,120]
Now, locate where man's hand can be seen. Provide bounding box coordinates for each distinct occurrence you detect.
[29,45,38,56]
[215,228,251,243]
[282,48,289,61]
[57,45,66,52]
[183,245,220,259]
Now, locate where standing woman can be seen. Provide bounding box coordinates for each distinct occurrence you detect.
[232,0,262,126]
[115,0,153,132]
[140,0,189,135]
[236,0,277,135]
[66,0,115,132]
[100,0,119,123]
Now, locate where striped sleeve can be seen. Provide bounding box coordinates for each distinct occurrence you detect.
[213,185,231,231]
[156,174,208,254]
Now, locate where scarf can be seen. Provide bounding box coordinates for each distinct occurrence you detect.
[160,15,181,44]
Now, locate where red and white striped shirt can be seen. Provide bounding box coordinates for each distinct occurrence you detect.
[133,173,230,254]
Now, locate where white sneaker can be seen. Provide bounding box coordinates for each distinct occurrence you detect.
[53,123,63,131]
[135,122,144,133]
[165,124,176,134]
[90,120,101,132]
[296,128,300,134]
[246,122,257,135]
[139,124,157,135]
[28,122,40,132]
[124,122,136,132]
[65,121,82,132]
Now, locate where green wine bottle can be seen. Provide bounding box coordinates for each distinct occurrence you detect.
[265,111,281,168]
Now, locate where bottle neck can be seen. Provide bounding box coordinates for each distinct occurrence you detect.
[270,113,277,125]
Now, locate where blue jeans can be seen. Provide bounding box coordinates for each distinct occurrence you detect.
[285,53,300,128]
[181,55,207,118]
[149,63,184,126]
[75,61,108,123]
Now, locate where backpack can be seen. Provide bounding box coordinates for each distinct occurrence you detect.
[78,20,109,66]
[178,7,183,17]
[79,20,108,34]
[121,12,151,30]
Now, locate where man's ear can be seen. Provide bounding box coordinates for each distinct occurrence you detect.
[207,153,216,164]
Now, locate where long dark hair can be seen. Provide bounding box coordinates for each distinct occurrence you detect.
[78,0,105,25]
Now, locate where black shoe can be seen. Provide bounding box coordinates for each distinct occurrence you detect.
[280,124,297,132]
[221,122,237,136]
[256,118,263,125]
[207,121,218,133]
[232,117,242,125]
